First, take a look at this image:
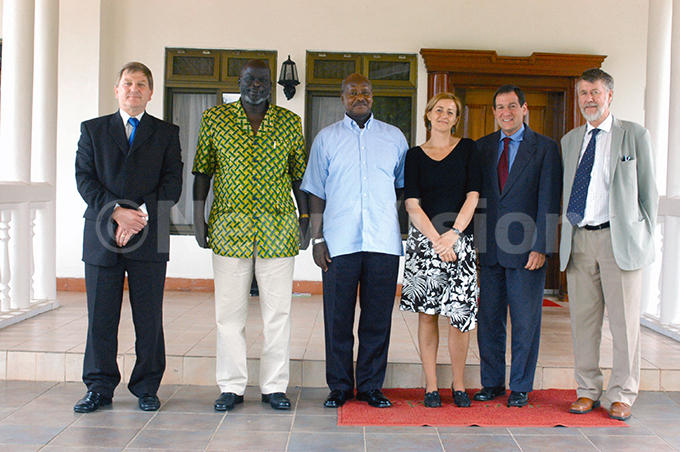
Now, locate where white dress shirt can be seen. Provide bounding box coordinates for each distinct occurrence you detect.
[578,113,613,227]
[119,110,145,141]
[117,110,148,216]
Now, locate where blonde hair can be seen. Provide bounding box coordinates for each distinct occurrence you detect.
[424,92,463,133]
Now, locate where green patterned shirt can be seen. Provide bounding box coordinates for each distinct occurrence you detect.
[192,101,306,258]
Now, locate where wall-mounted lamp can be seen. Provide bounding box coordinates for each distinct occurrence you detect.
[278,55,299,100]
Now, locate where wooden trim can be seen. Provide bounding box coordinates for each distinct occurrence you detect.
[293,280,322,294]
[420,49,606,77]
[56,278,403,296]
[165,48,220,83]
[56,278,87,292]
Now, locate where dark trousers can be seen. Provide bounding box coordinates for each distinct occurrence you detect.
[477,263,546,393]
[83,256,167,398]
[322,252,399,393]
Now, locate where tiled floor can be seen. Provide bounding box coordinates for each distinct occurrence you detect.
[1,291,680,390]
[0,381,680,451]
[1,291,680,450]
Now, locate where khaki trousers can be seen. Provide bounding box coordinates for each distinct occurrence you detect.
[566,227,642,406]
[212,249,294,395]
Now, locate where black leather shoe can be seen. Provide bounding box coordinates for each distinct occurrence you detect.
[262,392,291,410]
[453,390,471,407]
[473,386,506,402]
[356,389,392,408]
[138,393,161,411]
[423,390,441,408]
[324,389,354,408]
[507,391,529,407]
[214,392,244,411]
[74,391,112,413]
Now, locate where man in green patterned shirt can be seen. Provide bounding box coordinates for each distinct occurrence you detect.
[192,59,309,412]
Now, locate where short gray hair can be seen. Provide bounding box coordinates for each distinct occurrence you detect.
[579,68,613,92]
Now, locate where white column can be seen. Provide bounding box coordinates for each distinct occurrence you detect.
[32,0,60,185]
[33,202,57,301]
[667,0,680,198]
[658,0,680,326]
[641,0,672,319]
[645,0,672,196]
[31,0,59,303]
[9,204,31,309]
[0,0,35,183]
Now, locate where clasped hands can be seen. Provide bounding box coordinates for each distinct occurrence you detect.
[432,229,459,262]
[111,206,148,247]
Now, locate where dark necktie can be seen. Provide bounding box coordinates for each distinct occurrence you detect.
[128,117,139,148]
[497,137,510,192]
[566,128,601,226]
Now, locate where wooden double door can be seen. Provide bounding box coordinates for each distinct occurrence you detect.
[420,49,606,297]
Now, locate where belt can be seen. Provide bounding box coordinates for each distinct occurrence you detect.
[583,221,610,231]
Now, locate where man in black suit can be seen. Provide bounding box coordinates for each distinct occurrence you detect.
[74,62,183,413]
[474,85,562,407]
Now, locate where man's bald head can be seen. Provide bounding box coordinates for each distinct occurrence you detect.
[340,73,373,125]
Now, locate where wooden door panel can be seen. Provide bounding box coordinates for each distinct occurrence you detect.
[527,106,546,135]
[462,104,492,140]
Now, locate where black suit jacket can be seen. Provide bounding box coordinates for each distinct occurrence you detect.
[475,126,562,268]
[76,111,183,266]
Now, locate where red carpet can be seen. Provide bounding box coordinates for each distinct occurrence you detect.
[338,388,627,427]
[543,299,561,307]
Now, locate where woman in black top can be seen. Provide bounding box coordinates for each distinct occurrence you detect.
[400,93,481,408]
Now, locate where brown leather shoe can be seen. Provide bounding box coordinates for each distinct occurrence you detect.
[569,397,600,414]
[609,402,631,420]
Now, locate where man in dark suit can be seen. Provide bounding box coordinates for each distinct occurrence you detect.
[74,62,183,413]
[474,85,562,407]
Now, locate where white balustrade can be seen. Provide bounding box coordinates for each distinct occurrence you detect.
[0,210,11,312]
[641,198,680,340]
[0,194,59,327]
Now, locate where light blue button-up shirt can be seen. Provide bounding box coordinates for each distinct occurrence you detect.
[497,123,525,171]
[301,114,408,258]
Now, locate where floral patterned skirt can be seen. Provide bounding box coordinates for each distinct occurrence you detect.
[400,225,478,332]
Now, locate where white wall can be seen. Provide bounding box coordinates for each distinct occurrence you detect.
[3,0,650,281]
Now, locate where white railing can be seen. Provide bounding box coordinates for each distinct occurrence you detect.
[641,196,680,341]
[0,183,58,328]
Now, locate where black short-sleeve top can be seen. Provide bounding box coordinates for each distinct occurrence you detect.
[403,138,482,236]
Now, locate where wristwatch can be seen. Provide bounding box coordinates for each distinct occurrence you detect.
[311,237,326,246]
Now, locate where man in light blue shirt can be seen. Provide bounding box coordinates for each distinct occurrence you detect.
[301,73,408,409]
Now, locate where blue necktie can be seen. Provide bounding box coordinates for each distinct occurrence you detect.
[128,117,139,148]
[566,128,600,226]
